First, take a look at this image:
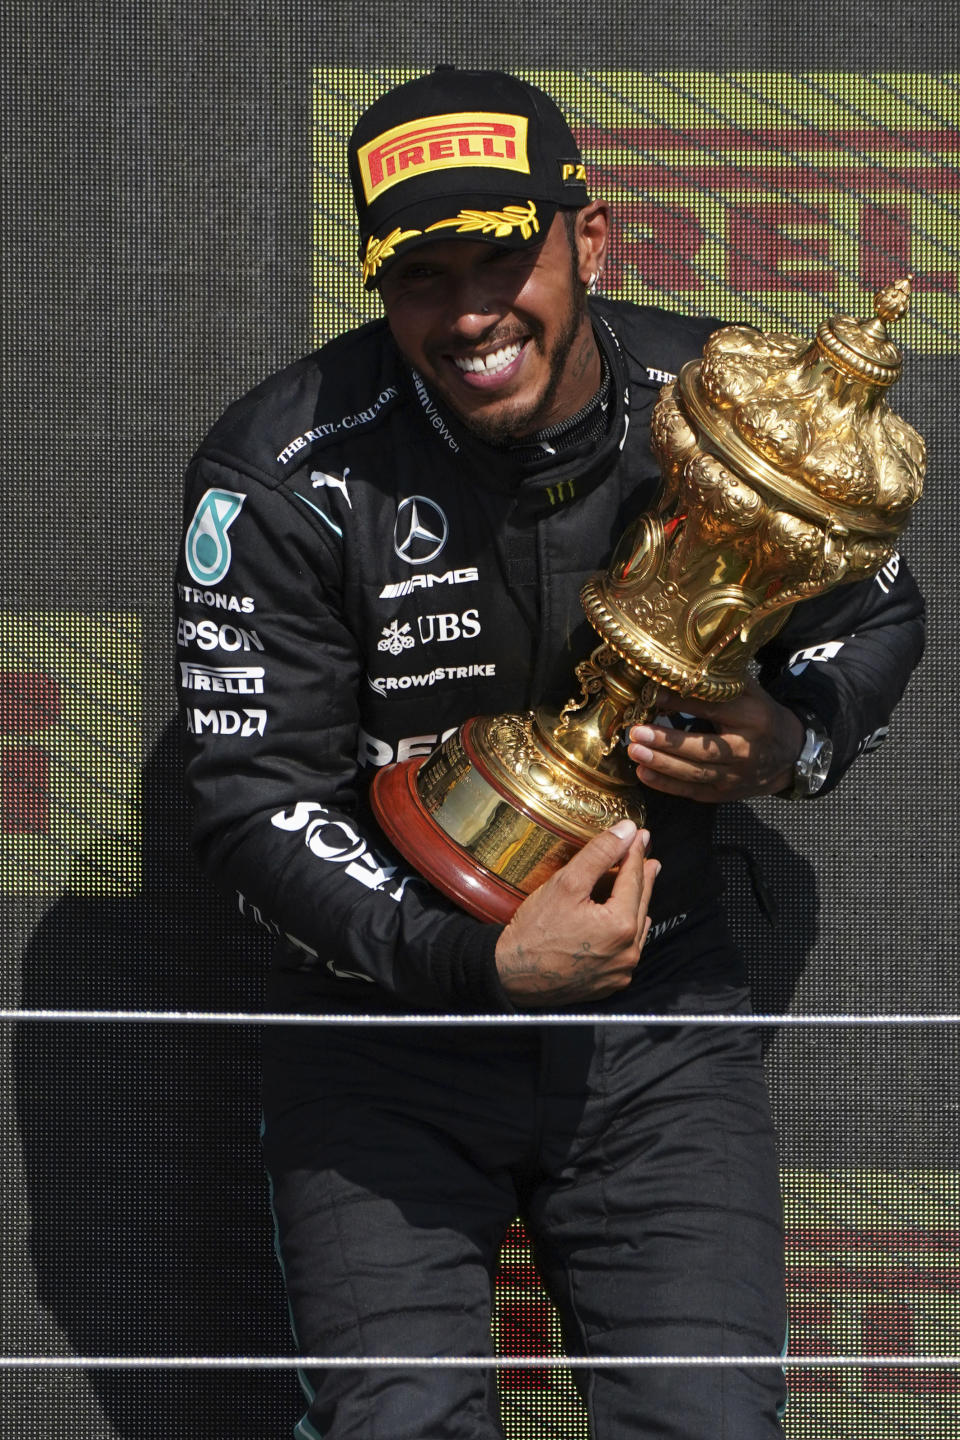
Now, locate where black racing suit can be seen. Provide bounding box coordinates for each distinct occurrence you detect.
[176,298,924,1439]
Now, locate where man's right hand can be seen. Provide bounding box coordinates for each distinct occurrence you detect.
[494,819,659,1007]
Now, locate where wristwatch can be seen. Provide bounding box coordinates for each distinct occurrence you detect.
[782,711,833,799]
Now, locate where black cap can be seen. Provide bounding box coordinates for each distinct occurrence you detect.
[348,66,590,288]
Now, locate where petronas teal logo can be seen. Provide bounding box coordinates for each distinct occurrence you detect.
[185,489,246,585]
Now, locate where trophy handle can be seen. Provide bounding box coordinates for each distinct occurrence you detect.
[686,519,853,689]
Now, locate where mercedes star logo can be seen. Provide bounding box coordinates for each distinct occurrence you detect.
[393,495,449,565]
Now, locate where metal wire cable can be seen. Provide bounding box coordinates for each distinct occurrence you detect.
[2,1355,959,1370]
[5,997,957,1378]
[2,1009,958,1025]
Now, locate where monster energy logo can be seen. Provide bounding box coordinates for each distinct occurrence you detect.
[544,479,576,506]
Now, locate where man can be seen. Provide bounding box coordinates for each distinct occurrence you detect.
[176,66,924,1439]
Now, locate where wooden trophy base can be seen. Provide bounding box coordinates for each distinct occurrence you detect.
[370,757,529,924]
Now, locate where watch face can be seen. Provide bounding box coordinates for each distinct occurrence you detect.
[815,738,834,787]
[799,729,833,795]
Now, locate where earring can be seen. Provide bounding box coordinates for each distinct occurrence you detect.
[587,271,601,295]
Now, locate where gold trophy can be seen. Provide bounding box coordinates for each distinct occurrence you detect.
[370,280,925,922]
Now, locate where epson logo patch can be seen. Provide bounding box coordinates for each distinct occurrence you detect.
[176,619,265,653]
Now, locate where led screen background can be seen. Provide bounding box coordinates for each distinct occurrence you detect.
[1,3,957,1436]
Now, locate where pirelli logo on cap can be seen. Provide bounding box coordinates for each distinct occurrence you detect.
[357,111,530,202]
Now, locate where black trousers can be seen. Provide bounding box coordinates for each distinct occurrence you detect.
[262,909,788,1439]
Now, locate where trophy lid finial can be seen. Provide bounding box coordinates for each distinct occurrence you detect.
[815,278,911,388]
[874,274,913,327]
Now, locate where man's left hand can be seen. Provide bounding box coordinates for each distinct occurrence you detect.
[626,678,805,804]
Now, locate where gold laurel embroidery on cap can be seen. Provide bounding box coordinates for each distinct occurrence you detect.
[424,200,540,240]
[362,226,423,285]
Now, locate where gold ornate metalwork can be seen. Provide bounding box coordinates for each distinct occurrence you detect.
[372,282,925,919]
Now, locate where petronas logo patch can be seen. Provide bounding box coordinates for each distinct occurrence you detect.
[185,489,246,586]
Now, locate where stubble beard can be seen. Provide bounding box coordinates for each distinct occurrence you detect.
[444,288,589,447]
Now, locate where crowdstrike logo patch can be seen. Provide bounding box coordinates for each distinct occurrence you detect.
[393,496,448,565]
[367,662,495,697]
[184,488,246,586]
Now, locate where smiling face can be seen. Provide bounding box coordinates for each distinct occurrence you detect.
[378,203,609,445]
